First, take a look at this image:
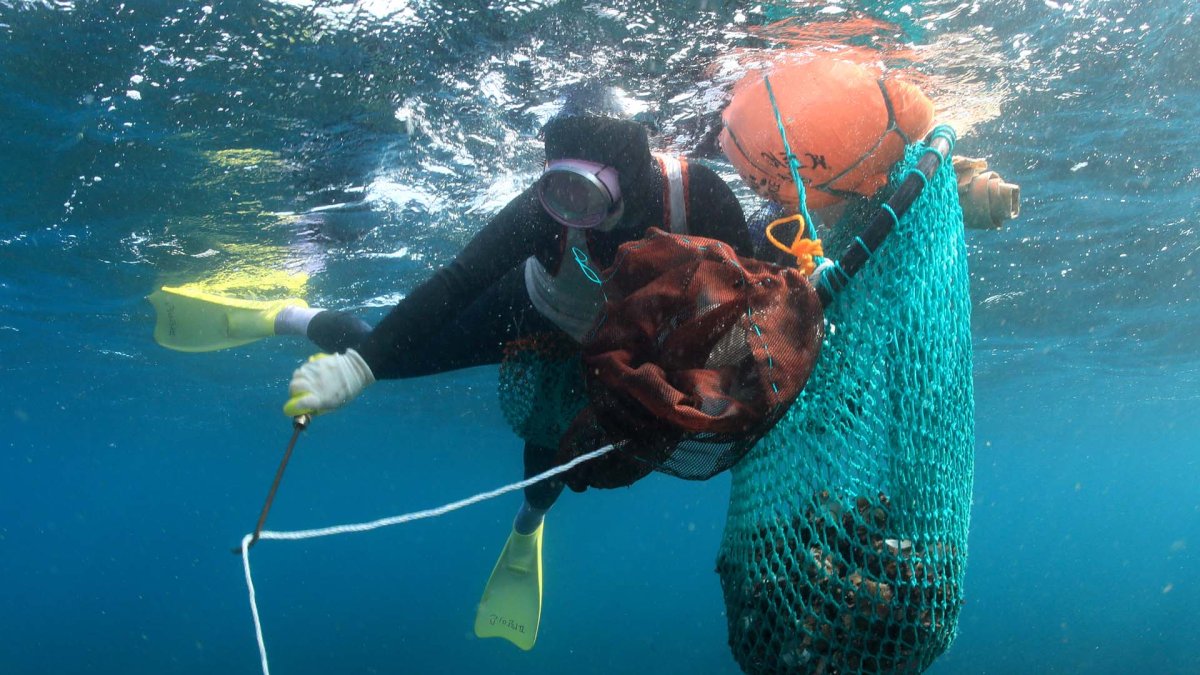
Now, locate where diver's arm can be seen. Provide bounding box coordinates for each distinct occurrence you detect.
[354,185,557,379]
[684,164,754,257]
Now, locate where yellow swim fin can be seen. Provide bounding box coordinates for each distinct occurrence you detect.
[148,285,307,352]
[474,523,543,651]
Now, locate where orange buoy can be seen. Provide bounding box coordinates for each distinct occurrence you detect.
[720,57,934,210]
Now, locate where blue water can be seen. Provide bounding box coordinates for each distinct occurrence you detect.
[2,1,1197,673]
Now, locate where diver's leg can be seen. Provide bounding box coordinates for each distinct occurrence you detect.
[515,442,566,534]
[465,278,563,649]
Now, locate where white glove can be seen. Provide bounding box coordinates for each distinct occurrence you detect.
[283,348,375,417]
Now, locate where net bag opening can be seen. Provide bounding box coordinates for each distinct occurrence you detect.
[557,230,826,491]
[499,229,826,492]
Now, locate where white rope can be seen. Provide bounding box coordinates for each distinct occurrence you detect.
[241,533,271,675]
[240,444,616,675]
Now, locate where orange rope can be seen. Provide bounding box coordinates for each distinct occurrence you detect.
[765,214,824,276]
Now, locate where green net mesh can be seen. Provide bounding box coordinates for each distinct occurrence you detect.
[717,141,975,674]
[498,333,586,450]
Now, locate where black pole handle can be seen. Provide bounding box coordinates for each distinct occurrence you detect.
[232,414,311,554]
[815,129,955,306]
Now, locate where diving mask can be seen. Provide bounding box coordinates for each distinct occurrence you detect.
[537,159,622,229]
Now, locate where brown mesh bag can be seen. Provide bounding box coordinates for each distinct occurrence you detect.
[556,228,825,491]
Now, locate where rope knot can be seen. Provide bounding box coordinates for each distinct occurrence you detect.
[765,214,825,276]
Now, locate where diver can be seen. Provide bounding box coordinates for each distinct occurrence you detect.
[154,109,754,650]
[288,114,754,649]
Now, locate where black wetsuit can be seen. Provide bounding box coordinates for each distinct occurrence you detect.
[308,116,752,506]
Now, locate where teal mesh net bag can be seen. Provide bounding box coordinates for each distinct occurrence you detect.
[717,137,975,674]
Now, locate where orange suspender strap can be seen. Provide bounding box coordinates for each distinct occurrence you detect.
[654,153,690,234]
